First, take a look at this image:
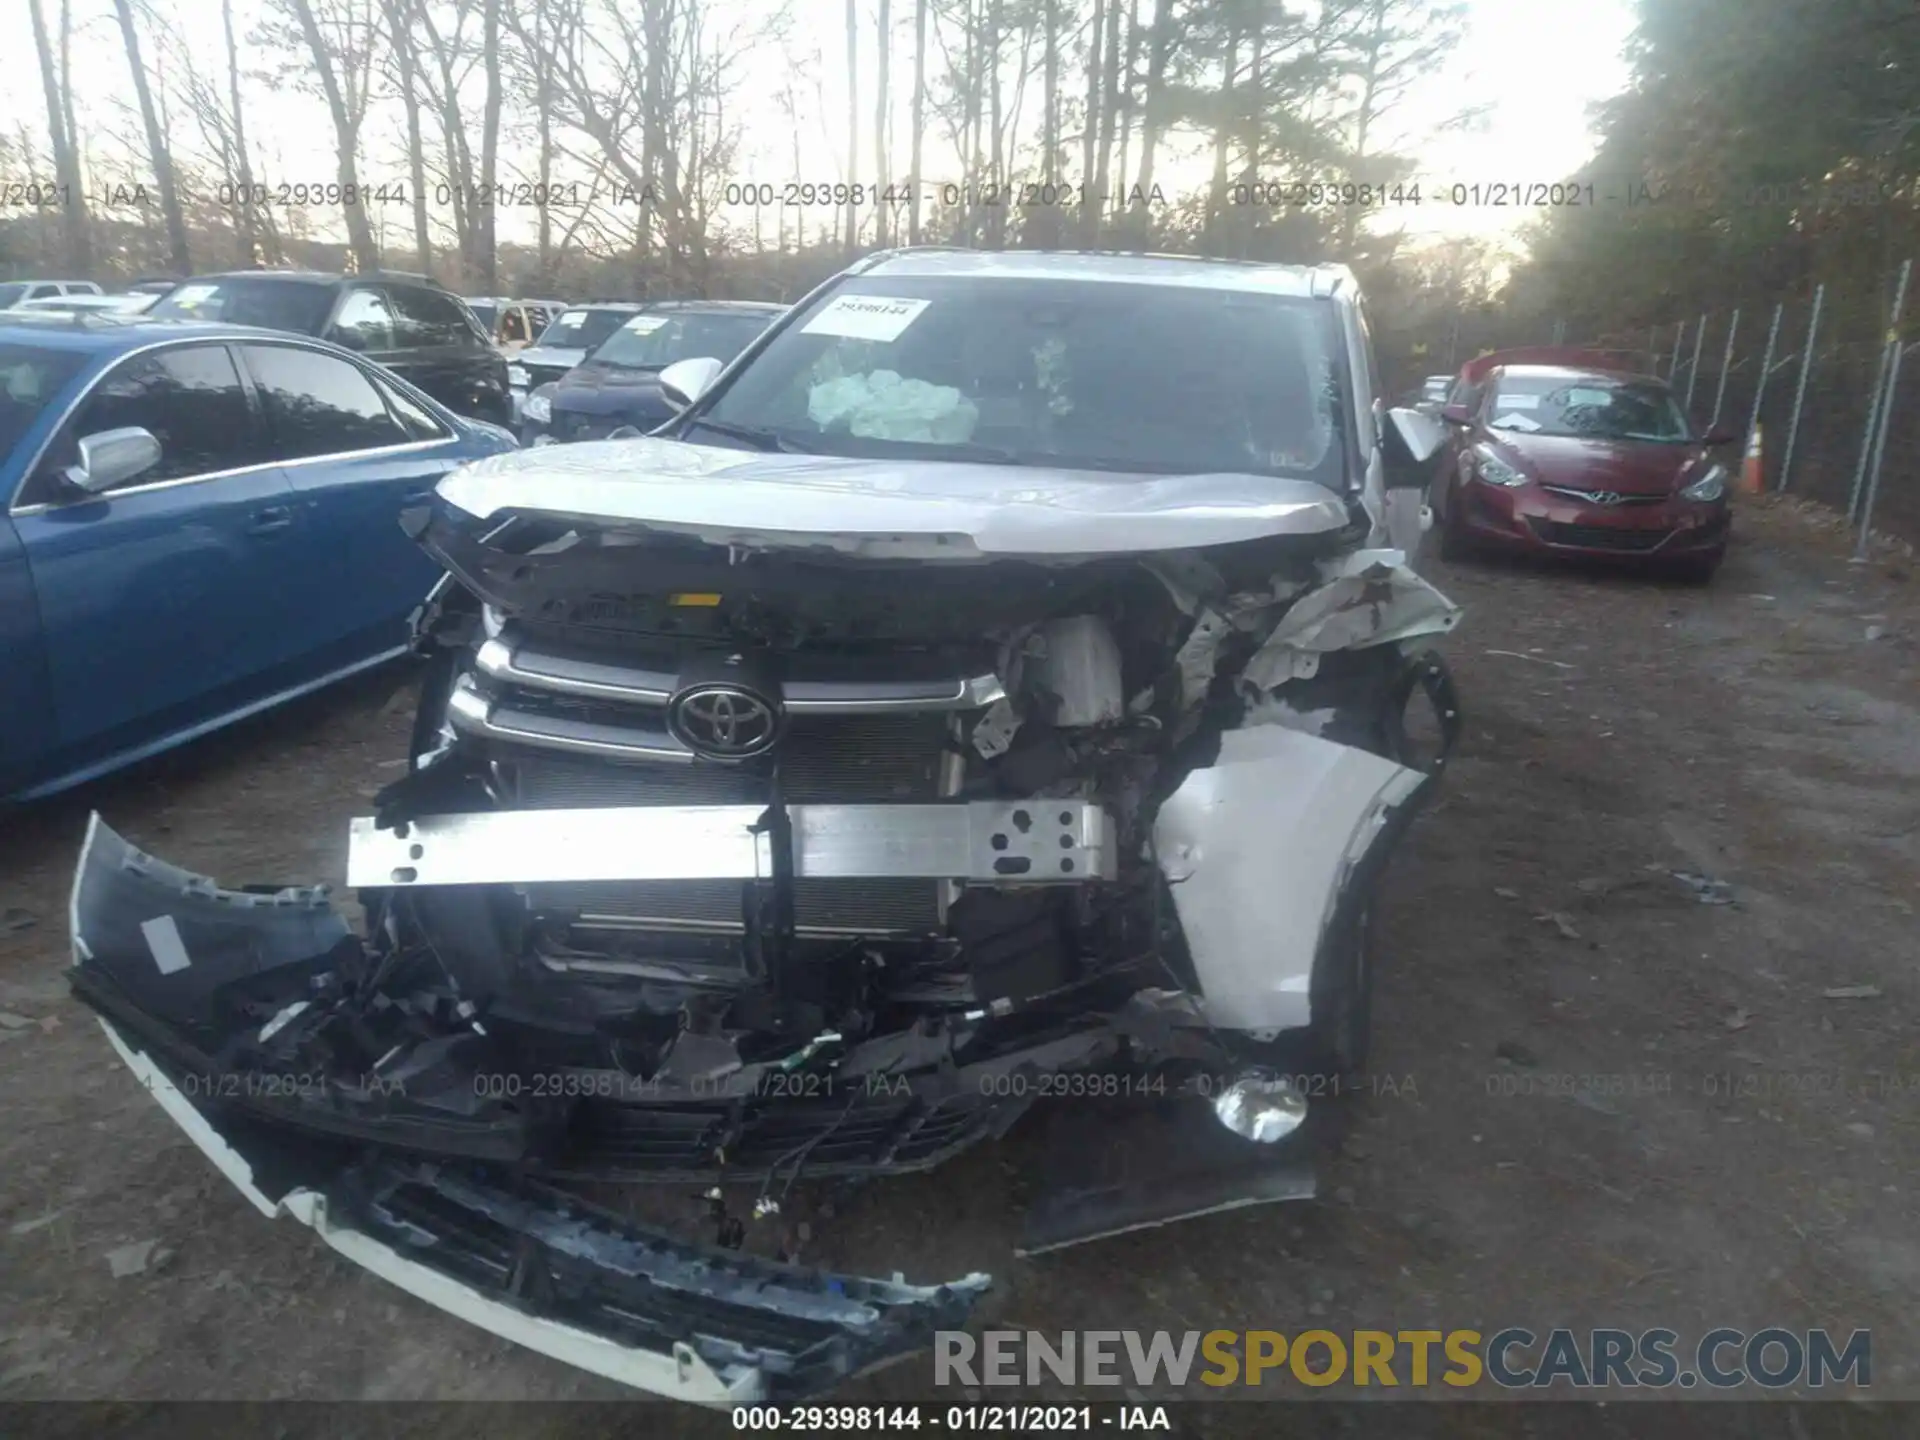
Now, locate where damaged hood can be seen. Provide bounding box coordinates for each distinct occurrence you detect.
[436,436,1355,557]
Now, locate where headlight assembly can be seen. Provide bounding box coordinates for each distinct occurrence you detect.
[1473,447,1529,488]
[1680,463,1728,502]
[523,385,556,424]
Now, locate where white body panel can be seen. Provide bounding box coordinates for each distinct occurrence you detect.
[1153,726,1426,1031]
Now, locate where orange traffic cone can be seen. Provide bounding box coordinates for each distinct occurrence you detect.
[1740,423,1765,494]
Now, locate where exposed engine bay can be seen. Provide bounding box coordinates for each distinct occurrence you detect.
[67,439,1461,1401]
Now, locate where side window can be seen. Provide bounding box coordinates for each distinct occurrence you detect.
[241,344,410,458]
[388,285,474,348]
[375,377,451,441]
[28,284,61,301]
[328,288,396,352]
[499,308,528,344]
[46,344,258,495]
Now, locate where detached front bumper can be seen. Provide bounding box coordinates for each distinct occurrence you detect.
[67,816,990,1402]
[98,1018,984,1402]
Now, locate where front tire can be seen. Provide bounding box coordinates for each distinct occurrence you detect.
[1306,896,1376,1082]
[1438,487,1476,563]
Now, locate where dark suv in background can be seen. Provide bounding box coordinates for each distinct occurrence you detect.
[520,300,784,444]
[148,271,512,425]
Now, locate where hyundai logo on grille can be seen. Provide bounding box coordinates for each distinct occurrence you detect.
[1586,490,1624,506]
[666,683,782,759]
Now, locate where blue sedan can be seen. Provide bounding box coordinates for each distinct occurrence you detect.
[0,313,516,801]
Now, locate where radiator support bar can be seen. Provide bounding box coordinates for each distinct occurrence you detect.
[349,802,1117,888]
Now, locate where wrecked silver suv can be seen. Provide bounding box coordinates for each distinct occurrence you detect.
[69,250,1460,1402]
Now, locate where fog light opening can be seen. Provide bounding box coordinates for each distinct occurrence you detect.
[1212,1072,1308,1143]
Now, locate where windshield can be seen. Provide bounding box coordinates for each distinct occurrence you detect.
[467,301,498,329]
[1486,372,1692,442]
[700,276,1345,483]
[0,284,27,310]
[147,278,334,333]
[590,310,774,370]
[534,308,636,352]
[0,343,90,467]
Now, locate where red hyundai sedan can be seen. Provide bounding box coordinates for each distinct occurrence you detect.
[1431,348,1735,581]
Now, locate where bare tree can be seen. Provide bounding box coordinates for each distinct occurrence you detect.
[1132,0,1180,201]
[1338,0,1466,251]
[276,0,382,270]
[28,0,91,275]
[875,0,892,247]
[224,0,279,262]
[844,0,859,250]
[378,0,433,274]
[1093,0,1123,218]
[112,0,191,274]
[910,0,928,242]
[478,0,502,289]
[1079,0,1104,241]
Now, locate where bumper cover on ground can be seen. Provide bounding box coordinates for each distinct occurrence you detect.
[67,816,991,1401]
[93,1015,988,1402]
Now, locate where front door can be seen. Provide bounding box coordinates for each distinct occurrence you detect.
[12,341,297,763]
[237,342,453,667]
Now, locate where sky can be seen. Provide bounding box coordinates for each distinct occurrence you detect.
[0,0,1637,259]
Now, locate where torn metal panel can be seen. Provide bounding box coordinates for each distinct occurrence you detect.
[1241,556,1460,693]
[1153,726,1426,1032]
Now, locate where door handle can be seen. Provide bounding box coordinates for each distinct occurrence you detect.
[247,506,294,535]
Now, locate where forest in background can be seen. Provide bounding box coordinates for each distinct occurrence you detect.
[6,0,1504,351]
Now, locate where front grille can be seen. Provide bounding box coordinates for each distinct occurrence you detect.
[559,1088,1012,1178]
[511,714,952,935]
[1531,520,1673,552]
[1539,485,1669,507]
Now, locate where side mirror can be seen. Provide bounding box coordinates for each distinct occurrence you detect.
[658,356,724,409]
[64,426,161,494]
[1700,427,1737,447]
[1382,406,1449,488]
[1440,402,1474,426]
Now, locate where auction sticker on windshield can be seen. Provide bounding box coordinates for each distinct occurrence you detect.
[557,310,587,326]
[801,294,931,342]
[623,315,667,333]
[169,284,219,306]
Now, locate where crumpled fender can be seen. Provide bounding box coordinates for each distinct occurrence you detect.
[1241,549,1460,690]
[1153,725,1428,1033]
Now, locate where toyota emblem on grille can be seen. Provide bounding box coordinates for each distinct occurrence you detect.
[666,683,782,759]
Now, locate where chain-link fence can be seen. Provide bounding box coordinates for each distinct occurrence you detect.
[1585,265,1918,554]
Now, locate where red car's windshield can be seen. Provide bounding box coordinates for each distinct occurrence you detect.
[1487,371,1692,443]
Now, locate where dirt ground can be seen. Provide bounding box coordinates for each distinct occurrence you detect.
[2,496,1917,1431]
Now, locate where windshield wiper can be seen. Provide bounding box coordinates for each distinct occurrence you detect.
[685,416,812,453]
